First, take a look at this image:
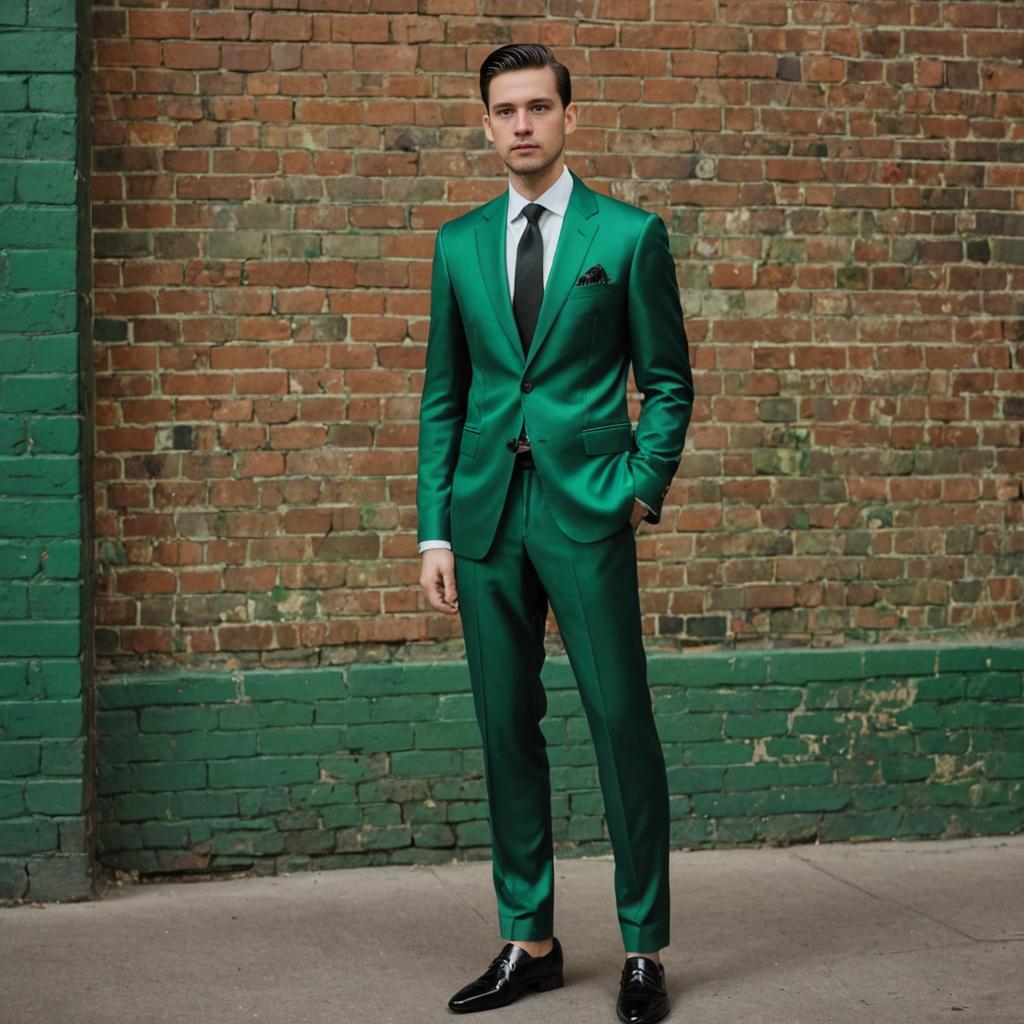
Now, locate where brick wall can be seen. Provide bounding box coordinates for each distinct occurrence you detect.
[89,1,1024,670]
[95,644,1023,880]
[0,0,95,901]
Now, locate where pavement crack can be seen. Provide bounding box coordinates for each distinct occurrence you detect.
[783,850,985,943]
[425,866,490,927]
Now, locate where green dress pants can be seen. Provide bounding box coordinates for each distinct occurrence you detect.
[454,456,671,952]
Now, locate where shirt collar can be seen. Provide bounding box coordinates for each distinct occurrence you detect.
[507,163,573,224]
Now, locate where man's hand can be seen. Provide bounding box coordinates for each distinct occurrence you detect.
[420,548,459,613]
[630,498,648,532]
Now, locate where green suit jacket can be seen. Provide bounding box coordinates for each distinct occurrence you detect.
[416,169,694,561]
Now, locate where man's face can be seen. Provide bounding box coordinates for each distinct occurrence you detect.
[482,66,576,178]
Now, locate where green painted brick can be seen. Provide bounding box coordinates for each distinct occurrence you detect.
[984,753,1024,778]
[880,757,934,782]
[0,816,57,853]
[0,339,30,374]
[130,763,205,792]
[0,540,42,577]
[243,670,343,702]
[5,697,80,737]
[0,739,40,781]
[171,732,257,760]
[347,661,471,696]
[724,712,789,738]
[723,763,782,790]
[208,757,318,789]
[684,741,754,765]
[314,699,372,725]
[391,750,462,777]
[30,332,77,372]
[666,765,725,793]
[28,418,80,455]
[0,75,27,109]
[41,538,79,578]
[852,784,903,810]
[139,821,190,848]
[0,581,27,610]
[764,737,812,758]
[692,790,767,816]
[0,32,76,73]
[138,706,219,734]
[98,675,237,709]
[414,720,481,750]
[0,497,79,536]
[97,823,143,852]
[367,695,439,722]
[24,778,80,814]
[169,791,239,818]
[0,454,78,494]
[656,713,723,742]
[790,711,849,735]
[0,204,75,245]
[346,722,413,753]
[966,672,1022,699]
[28,580,80,616]
[0,3,27,26]
[319,753,386,783]
[0,781,25,817]
[28,658,80,698]
[437,693,476,720]
[26,74,74,112]
[916,675,967,700]
[916,729,970,754]
[320,804,361,829]
[1,620,81,657]
[15,159,73,202]
[258,727,344,755]
[763,786,851,813]
[28,0,77,29]
[254,703,314,727]
[1,371,77,411]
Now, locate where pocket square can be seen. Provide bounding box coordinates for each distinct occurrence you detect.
[575,263,614,287]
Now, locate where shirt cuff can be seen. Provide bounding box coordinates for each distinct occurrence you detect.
[634,496,655,515]
[419,540,452,553]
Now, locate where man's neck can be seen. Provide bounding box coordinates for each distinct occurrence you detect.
[509,157,566,202]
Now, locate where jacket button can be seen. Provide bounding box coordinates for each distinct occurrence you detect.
[506,438,518,451]
[521,380,534,392]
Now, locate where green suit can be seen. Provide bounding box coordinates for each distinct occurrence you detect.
[416,169,693,951]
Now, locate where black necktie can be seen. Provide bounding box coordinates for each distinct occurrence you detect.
[512,202,546,358]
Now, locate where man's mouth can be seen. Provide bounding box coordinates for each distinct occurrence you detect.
[512,144,537,151]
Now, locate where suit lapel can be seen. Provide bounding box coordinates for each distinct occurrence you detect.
[524,171,599,374]
[474,191,522,364]
[473,169,600,371]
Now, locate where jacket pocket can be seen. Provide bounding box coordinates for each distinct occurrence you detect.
[581,420,634,455]
[459,423,481,458]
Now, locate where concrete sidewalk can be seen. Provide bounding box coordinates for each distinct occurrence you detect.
[2,834,1021,1024]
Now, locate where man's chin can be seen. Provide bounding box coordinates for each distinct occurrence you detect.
[504,149,555,175]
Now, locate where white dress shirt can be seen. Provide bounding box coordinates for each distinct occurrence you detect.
[419,165,649,554]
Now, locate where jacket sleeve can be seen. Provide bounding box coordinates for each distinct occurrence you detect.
[625,212,694,525]
[416,223,471,544]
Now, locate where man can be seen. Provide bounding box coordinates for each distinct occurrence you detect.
[416,42,694,1023]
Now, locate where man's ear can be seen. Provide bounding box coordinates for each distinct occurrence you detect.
[482,111,493,143]
[563,102,578,135]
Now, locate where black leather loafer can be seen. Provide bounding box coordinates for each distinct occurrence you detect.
[616,955,670,1023]
[447,936,564,1013]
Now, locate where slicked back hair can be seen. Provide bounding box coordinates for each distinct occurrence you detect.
[479,43,572,112]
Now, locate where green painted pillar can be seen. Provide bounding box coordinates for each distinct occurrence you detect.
[0,0,95,901]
